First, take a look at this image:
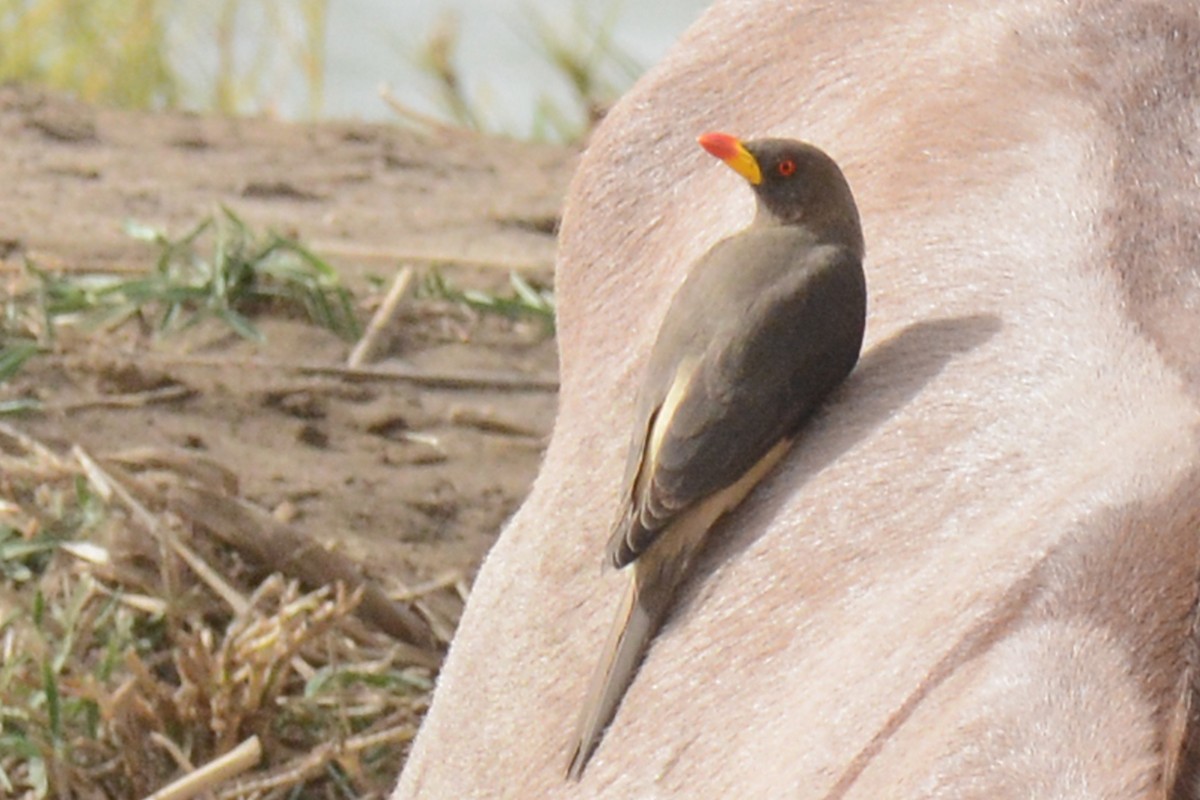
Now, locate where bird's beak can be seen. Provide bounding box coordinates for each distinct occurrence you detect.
[698,132,762,185]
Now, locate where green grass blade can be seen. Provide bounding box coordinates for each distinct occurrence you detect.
[215,307,264,341]
[0,340,40,383]
[41,663,59,743]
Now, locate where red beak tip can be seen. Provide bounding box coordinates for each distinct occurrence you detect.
[698,131,739,160]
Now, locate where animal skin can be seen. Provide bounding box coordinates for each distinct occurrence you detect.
[393,1,1200,797]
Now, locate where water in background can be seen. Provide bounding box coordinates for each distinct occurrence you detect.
[172,0,707,133]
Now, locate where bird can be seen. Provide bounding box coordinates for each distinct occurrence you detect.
[566,131,868,780]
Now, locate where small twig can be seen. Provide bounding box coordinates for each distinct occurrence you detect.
[145,735,262,800]
[45,385,195,413]
[149,732,196,773]
[345,720,418,751]
[73,445,250,615]
[0,421,69,468]
[390,570,464,602]
[347,266,413,368]
[164,483,441,665]
[91,582,169,616]
[215,721,415,799]
[59,540,111,566]
[88,452,327,681]
[134,354,559,392]
[447,404,544,437]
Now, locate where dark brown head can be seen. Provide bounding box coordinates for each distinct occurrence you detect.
[699,132,863,256]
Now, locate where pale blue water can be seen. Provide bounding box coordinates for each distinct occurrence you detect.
[331,0,707,133]
[171,1,707,134]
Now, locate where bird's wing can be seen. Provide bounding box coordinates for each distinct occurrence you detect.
[606,237,865,566]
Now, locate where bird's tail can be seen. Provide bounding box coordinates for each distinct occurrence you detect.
[566,440,794,780]
[567,524,711,782]
[566,566,665,781]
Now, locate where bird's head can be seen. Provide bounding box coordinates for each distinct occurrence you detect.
[698,132,862,255]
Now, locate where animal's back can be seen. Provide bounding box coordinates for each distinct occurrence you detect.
[394,1,1200,797]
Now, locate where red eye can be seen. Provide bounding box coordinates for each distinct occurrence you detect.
[778,159,796,177]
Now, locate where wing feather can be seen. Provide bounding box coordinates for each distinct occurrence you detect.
[606,230,865,567]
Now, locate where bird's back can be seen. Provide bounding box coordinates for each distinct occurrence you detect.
[611,226,866,565]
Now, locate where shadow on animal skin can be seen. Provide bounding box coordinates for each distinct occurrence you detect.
[700,311,1004,575]
[570,312,1005,785]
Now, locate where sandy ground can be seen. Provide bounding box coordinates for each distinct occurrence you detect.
[0,85,576,639]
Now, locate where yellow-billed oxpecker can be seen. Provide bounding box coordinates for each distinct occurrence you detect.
[566,132,867,779]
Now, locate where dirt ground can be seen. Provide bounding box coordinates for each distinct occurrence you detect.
[0,85,576,644]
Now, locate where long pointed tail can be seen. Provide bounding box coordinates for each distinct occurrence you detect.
[566,566,665,780]
[566,527,705,781]
[565,440,794,780]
